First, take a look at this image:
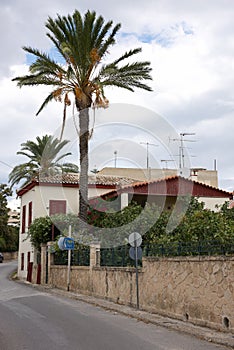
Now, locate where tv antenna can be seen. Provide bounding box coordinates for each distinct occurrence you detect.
[170,133,196,169]
[140,142,158,169]
[161,159,174,169]
[114,150,117,168]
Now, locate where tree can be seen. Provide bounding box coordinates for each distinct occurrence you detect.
[0,184,19,252]
[0,184,11,250]
[88,197,234,249]
[9,134,78,188]
[12,9,152,224]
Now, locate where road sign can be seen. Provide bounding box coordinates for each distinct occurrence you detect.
[58,237,66,250]
[64,237,75,250]
[129,246,142,261]
[58,236,75,250]
[128,232,142,247]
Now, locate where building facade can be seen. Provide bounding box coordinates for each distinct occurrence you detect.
[17,173,135,279]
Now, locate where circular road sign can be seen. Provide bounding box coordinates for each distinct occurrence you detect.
[128,232,142,247]
[129,246,143,261]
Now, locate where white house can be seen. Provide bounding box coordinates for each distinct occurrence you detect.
[17,173,135,279]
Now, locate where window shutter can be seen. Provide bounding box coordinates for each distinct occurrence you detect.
[49,200,66,215]
[22,205,26,233]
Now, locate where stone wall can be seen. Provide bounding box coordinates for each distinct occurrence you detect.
[2,251,18,261]
[140,257,234,333]
[48,255,234,333]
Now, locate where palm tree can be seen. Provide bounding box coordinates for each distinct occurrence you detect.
[9,135,78,188]
[12,10,152,223]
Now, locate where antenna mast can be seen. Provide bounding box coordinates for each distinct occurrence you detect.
[170,132,196,170]
[140,142,158,169]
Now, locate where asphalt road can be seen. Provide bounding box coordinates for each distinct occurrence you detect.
[0,261,231,350]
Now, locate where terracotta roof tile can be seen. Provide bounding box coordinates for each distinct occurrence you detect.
[25,173,136,187]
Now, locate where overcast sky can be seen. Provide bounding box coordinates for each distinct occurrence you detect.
[1,0,234,208]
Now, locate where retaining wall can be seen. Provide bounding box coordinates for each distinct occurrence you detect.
[48,256,234,333]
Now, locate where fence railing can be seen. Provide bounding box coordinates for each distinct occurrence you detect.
[54,247,90,266]
[100,245,135,267]
[53,240,234,267]
[143,241,234,257]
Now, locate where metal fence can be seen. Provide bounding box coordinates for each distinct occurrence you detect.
[143,241,234,257]
[53,240,234,267]
[54,246,90,266]
[100,241,234,267]
[100,245,135,267]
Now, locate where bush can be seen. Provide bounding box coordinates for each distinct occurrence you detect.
[29,216,52,250]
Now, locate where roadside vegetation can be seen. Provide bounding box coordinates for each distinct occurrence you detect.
[0,184,19,252]
[28,197,234,256]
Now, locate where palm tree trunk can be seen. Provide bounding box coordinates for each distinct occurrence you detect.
[78,108,89,224]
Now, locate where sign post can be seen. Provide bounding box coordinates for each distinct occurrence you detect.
[58,228,75,292]
[67,225,72,291]
[128,232,142,310]
[135,237,139,310]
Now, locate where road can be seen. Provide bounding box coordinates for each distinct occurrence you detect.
[0,261,231,350]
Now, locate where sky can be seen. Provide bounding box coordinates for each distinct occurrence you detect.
[1,0,234,209]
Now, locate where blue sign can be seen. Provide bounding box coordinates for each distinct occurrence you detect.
[64,237,75,250]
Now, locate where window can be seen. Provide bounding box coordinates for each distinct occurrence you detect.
[21,205,26,233]
[49,200,66,215]
[28,201,32,227]
[21,253,24,271]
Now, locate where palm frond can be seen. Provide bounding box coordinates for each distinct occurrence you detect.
[113,48,142,65]
[35,92,55,115]
[9,135,78,188]
[8,163,39,188]
[58,163,79,173]
[97,59,152,92]
[99,23,121,58]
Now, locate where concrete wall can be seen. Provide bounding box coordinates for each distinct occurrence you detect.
[198,197,228,211]
[99,167,218,187]
[48,254,234,334]
[2,252,18,261]
[99,167,178,181]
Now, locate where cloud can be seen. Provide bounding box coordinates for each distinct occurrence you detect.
[0,0,233,200]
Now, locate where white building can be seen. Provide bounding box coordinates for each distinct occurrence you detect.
[17,173,135,279]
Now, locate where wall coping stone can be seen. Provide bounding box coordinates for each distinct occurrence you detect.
[143,256,234,263]
[93,266,142,273]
